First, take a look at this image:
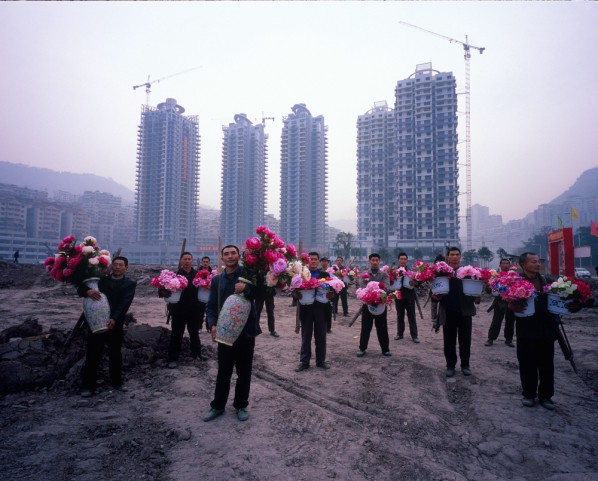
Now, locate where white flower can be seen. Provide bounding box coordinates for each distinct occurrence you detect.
[83,236,97,245]
[99,249,110,256]
[88,257,99,265]
[82,246,95,255]
[301,266,311,281]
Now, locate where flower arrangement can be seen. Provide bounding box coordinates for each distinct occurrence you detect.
[543,276,592,303]
[242,225,296,287]
[291,276,321,290]
[151,269,189,292]
[192,269,214,289]
[356,281,394,306]
[44,235,111,286]
[488,270,521,296]
[500,278,536,304]
[347,266,359,280]
[433,261,454,277]
[456,265,492,282]
[413,260,435,282]
[320,276,345,294]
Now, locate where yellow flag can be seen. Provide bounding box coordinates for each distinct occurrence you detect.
[571,208,580,220]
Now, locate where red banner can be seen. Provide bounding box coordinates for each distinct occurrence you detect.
[591,220,598,237]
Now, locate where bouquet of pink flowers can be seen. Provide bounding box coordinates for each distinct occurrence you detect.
[151,269,189,292]
[347,266,359,280]
[432,261,454,277]
[356,281,394,306]
[456,265,491,281]
[397,267,414,279]
[291,276,321,290]
[488,270,521,296]
[242,225,296,287]
[44,235,111,286]
[192,269,214,289]
[321,276,345,293]
[500,278,536,304]
[413,260,435,282]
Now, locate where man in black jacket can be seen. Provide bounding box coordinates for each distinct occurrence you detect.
[431,247,479,377]
[78,256,136,397]
[203,245,261,422]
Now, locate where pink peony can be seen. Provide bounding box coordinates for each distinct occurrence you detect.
[271,258,288,277]
[264,248,283,264]
[285,244,297,259]
[244,253,258,266]
[245,237,261,250]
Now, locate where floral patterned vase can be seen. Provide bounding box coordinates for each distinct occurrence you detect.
[215,294,252,346]
[82,278,111,334]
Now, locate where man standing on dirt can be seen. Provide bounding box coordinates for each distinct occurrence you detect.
[78,256,137,397]
[319,256,334,333]
[198,256,213,332]
[333,256,349,318]
[294,252,334,372]
[203,245,260,422]
[508,252,560,410]
[431,247,479,378]
[356,253,392,358]
[484,258,515,348]
[394,252,419,343]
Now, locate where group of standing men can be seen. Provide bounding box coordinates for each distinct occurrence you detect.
[77,244,579,418]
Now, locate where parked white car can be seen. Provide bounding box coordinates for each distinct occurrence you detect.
[574,267,592,279]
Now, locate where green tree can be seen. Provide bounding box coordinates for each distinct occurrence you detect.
[462,249,478,265]
[477,246,494,267]
[496,247,509,260]
[413,248,423,261]
[520,226,552,258]
[335,232,354,259]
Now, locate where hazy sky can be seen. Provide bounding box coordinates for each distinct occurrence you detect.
[1,2,597,229]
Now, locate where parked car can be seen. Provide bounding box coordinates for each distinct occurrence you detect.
[574,267,592,279]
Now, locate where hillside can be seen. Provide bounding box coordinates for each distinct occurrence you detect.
[549,167,598,205]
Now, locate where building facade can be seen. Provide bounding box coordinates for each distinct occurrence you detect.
[279,104,328,251]
[356,101,397,248]
[220,113,267,245]
[394,63,460,252]
[135,98,200,245]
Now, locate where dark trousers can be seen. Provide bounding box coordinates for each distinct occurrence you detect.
[487,303,515,342]
[211,335,255,410]
[442,311,472,369]
[198,302,208,331]
[82,329,123,389]
[395,297,418,339]
[168,312,201,361]
[333,287,348,315]
[359,307,390,353]
[326,302,333,331]
[255,295,276,333]
[517,337,555,400]
[299,302,328,365]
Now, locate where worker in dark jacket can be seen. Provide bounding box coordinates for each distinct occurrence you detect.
[78,256,136,397]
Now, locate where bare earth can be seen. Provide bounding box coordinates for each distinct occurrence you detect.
[1,263,598,481]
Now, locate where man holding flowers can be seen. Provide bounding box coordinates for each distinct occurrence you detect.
[294,252,334,372]
[78,256,136,397]
[356,253,392,358]
[509,252,560,410]
[394,252,419,343]
[431,247,479,377]
[484,259,516,348]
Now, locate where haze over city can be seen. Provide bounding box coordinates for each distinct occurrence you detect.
[1,2,597,229]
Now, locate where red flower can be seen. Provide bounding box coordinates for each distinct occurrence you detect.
[264,249,282,264]
[244,253,258,266]
[245,237,261,250]
[44,257,55,270]
[285,244,297,259]
[98,256,109,267]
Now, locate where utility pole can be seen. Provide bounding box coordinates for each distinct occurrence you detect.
[398,21,485,251]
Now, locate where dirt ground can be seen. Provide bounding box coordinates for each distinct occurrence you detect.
[1,262,598,481]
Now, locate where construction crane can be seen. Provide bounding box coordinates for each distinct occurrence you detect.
[132,66,202,106]
[398,21,484,251]
[261,116,275,126]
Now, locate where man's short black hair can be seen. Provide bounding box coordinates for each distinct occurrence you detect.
[180,251,193,259]
[337,256,343,261]
[221,245,240,255]
[202,256,210,262]
[321,256,329,262]
[447,247,461,255]
[519,252,536,267]
[112,256,128,267]
[308,251,320,259]
[369,253,380,260]
[398,252,408,259]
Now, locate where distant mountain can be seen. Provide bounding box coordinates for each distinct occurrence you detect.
[0,161,135,203]
[549,167,598,205]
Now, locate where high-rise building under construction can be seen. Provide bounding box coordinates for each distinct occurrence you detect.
[135,98,200,244]
[279,104,328,251]
[394,63,459,251]
[220,113,267,245]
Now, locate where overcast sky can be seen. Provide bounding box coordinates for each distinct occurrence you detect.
[1,2,597,230]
